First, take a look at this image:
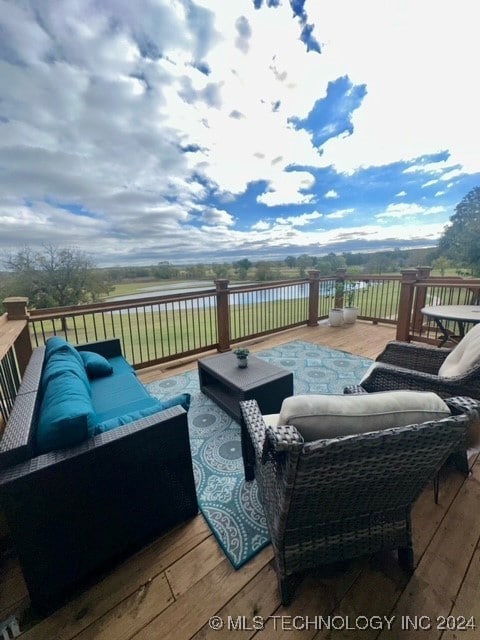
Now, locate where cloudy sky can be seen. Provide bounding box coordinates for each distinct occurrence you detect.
[1,0,479,266]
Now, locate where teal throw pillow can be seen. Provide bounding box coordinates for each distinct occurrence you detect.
[37,370,95,453]
[158,392,191,412]
[93,393,191,435]
[94,401,165,434]
[80,351,114,379]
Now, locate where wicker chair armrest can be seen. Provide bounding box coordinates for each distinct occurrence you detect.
[360,362,477,396]
[240,400,304,464]
[263,423,304,458]
[343,384,368,395]
[377,341,451,374]
[445,396,480,418]
[240,399,269,461]
[75,338,123,358]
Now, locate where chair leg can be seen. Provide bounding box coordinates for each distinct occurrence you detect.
[278,573,302,606]
[449,450,470,476]
[398,545,414,574]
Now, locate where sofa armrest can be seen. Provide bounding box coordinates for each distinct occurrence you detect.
[75,338,123,359]
[0,405,186,482]
[0,347,46,471]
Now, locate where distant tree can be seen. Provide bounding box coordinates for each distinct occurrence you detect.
[284,255,297,269]
[296,254,316,277]
[211,263,230,279]
[314,257,333,275]
[365,254,391,274]
[154,263,178,279]
[184,263,207,279]
[233,258,252,280]
[255,261,273,281]
[2,245,113,308]
[432,256,452,276]
[438,187,480,274]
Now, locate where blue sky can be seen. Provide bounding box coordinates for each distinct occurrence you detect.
[0,0,479,265]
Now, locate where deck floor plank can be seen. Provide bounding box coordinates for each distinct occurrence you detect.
[376,460,480,640]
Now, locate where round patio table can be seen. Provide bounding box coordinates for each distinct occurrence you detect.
[421,305,480,346]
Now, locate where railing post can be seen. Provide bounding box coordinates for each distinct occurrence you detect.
[334,268,347,308]
[396,270,418,341]
[412,266,432,333]
[215,279,231,352]
[3,297,32,375]
[307,270,320,326]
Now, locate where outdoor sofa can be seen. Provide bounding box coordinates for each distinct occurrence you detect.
[0,337,197,613]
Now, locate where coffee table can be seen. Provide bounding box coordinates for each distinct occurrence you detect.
[198,352,293,423]
[198,352,294,481]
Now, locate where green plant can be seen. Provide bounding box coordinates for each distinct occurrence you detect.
[345,281,358,307]
[233,347,250,358]
[334,281,345,298]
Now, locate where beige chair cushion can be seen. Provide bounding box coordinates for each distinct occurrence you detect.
[276,390,450,442]
[438,323,480,377]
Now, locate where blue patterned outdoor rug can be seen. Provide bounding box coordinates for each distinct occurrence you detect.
[147,340,372,569]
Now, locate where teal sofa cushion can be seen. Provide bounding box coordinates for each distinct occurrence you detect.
[80,351,113,378]
[94,393,191,434]
[90,373,152,414]
[42,339,90,394]
[45,336,84,367]
[108,356,136,376]
[37,370,95,453]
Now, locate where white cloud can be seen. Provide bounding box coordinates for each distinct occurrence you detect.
[275,211,322,227]
[395,191,407,197]
[376,203,445,219]
[199,207,235,226]
[256,171,316,207]
[324,189,339,199]
[251,220,270,231]
[325,208,354,219]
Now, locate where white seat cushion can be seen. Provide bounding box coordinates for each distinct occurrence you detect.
[277,390,450,442]
[438,323,480,377]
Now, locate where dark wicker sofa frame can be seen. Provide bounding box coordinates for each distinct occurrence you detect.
[0,339,198,613]
[355,340,480,399]
[240,398,474,605]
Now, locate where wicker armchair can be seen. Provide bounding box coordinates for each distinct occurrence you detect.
[352,339,480,400]
[240,398,471,605]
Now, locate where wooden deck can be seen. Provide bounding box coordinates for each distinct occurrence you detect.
[2,322,480,639]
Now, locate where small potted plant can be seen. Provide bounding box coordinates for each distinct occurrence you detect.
[329,282,344,326]
[233,347,250,368]
[343,282,358,324]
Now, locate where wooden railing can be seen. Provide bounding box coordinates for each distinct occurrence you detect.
[23,270,401,365]
[3,267,480,423]
[396,268,480,343]
[0,298,32,428]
